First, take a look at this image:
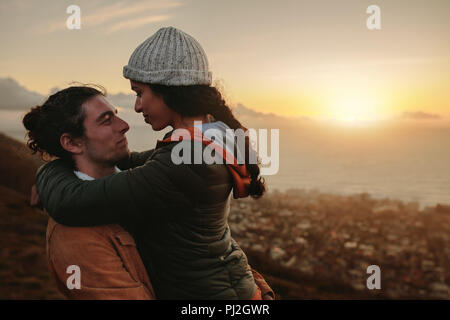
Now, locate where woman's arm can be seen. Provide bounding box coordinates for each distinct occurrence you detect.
[116,149,154,170]
[36,148,190,227]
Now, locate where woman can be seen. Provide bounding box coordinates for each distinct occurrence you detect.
[35,27,272,299]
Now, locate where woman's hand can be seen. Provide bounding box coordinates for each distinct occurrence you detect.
[262,293,274,300]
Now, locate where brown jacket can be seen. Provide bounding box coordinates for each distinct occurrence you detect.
[46,218,274,299]
[46,217,155,299]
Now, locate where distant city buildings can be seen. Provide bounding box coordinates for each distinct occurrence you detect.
[229,189,450,299]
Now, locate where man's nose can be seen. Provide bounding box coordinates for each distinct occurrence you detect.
[117,117,129,134]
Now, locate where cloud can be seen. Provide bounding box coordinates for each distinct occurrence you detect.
[42,0,181,33]
[0,77,136,112]
[400,110,442,120]
[83,1,179,28]
[0,78,44,110]
[232,103,310,129]
[368,58,444,66]
[107,92,135,110]
[106,15,170,33]
[43,86,136,111]
[233,103,295,120]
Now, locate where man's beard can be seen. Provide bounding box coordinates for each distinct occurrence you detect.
[87,148,130,168]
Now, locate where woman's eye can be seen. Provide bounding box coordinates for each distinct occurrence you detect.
[103,115,112,124]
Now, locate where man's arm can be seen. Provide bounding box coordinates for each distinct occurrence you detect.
[116,149,154,170]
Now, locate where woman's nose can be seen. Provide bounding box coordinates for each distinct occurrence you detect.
[134,99,142,113]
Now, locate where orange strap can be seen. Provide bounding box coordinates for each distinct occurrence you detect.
[251,287,262,300]
[156,127,251,198]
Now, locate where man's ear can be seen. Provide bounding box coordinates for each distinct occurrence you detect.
[60,133,83,154]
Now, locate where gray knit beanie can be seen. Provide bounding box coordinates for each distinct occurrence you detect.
[123,26,212,86]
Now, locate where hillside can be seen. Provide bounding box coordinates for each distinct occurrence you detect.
[0,133,63,299]
[0,185,63,299]
[0,133,44,195]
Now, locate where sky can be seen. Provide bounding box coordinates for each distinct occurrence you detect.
[0,0,449,124]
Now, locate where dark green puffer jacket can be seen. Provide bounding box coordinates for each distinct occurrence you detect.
[35,130,257,300]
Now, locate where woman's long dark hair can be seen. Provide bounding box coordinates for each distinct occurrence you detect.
[149,84,266,198]
[22,86,104,167]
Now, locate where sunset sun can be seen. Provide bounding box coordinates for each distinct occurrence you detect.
[330,95,381,125]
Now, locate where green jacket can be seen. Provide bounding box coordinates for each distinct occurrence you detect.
[36,127,257,299]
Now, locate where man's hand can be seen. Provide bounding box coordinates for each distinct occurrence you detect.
[30,184,42,209]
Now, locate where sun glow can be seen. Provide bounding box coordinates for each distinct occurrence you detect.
[329,94,382,126]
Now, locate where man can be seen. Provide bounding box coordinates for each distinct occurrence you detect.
[26,86,274,299]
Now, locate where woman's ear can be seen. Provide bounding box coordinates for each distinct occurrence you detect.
[60,133,83,154]
[206,114,216,123]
